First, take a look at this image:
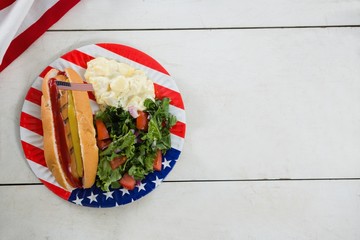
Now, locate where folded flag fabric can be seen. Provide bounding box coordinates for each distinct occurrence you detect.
[0,0,80,72]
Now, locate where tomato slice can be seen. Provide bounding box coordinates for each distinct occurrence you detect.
[136,111,148,131]
[96,119,110,140]
[110,156,127,170]
[153,150,162,171]
[119,173,136,190]
[97,139,112,150]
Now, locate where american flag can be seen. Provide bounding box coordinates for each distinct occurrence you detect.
[19,43,186,207]
[0,0,80,72]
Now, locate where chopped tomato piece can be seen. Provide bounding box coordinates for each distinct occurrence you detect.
[96,119,110,140]
[110,156,127,170]
[136,111,148,131]
[153,150,162,171]
[119,173,136,190]
[97,139,112,150]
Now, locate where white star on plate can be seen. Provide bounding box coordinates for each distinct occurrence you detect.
[137,182,147,192]
[103,191,114,200]
[162,157,172,169]
[152,176,163,188]
[115,202,119,207]
[120,188,130,196]
[72,195,83,205]
[87,192,98,203]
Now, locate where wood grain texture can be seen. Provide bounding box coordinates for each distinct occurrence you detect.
[1,1,360,239]
[1,181,359,240]
[1,28,360,183]
[50,0,360,30]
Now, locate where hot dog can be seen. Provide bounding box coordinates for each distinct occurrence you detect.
[41,68,98,190]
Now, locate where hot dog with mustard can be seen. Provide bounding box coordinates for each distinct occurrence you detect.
[41,68,98,190]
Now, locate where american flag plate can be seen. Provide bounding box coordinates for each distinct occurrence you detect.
[20,43,186,207]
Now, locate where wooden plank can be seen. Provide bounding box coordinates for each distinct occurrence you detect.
[0,181,359,239]
[1,28,360,183]
[50,0,360,30]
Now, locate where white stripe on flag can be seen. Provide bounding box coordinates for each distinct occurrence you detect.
[15,0,59,37]
[22,100,41,118]
[50,58,86,76]
[90,99,100,114]
[32,77,43,91]
[171,133,184,151]
[0,0,34,64]
[27,160,65,189]
[169,105,186,124]
[20,127,43,149]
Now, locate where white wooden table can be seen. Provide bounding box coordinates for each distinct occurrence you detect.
[1,0,360,239]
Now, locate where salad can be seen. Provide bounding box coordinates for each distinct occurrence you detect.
[94,98,177,191]
[84,57,177,192]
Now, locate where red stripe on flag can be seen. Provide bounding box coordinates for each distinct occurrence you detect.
[0,0,15,10]
[20,112,43,136]
[40,179,71,200]
[88,92,96,101]
[39,66,54,78]
[25,87,42,106]
[0,0,80,72]
[61,50,94,69]
[154,83,184,110]
[21,141,46,167]
[96,43,170,76]
[170,121,186,138]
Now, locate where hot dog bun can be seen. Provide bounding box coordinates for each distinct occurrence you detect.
[41,68,98,190]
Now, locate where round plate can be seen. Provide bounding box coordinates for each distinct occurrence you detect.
[20,43,186,207]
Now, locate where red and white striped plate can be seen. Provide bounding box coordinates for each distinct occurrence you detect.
[20,43,186,207]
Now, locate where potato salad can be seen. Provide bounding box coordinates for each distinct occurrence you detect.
[84,57,155,111]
